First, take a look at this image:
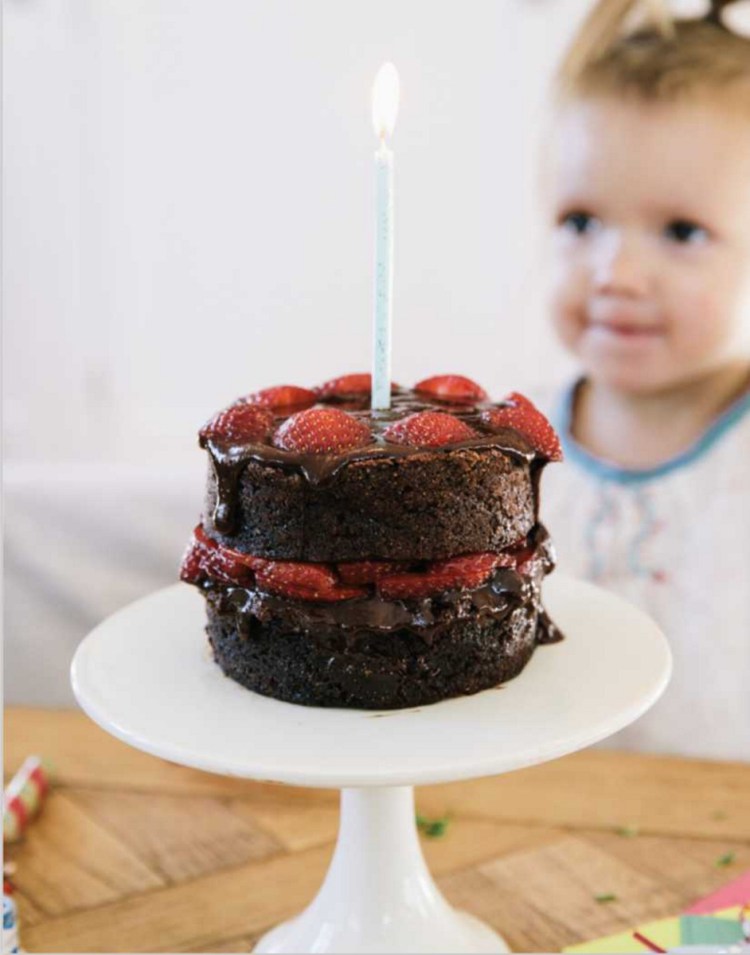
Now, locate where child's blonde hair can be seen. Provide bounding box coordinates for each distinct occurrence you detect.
[557,0,750,105]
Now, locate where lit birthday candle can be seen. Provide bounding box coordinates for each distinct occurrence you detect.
[371,62,400,411]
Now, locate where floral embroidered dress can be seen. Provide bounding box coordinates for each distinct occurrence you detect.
[542,381,750,761]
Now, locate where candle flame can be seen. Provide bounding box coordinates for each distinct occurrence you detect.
[372,62,400,141]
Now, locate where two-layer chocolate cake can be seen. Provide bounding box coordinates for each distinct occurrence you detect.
[180,373,563,709]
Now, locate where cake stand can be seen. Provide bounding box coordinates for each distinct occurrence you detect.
[71,575,671,954]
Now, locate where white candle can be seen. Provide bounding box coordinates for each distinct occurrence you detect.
[371,62,400,411]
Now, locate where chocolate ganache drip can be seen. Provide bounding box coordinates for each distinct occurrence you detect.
[202,388,542,537]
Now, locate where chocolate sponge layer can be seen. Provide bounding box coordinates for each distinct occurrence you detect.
[205,447,537,562]
[206,596,541,710]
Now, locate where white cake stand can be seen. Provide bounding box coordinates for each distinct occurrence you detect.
[71,576,670,954]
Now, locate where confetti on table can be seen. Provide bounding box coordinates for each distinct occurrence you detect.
[3,755,51,843]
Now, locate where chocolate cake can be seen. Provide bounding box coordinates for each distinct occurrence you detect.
[180,373,563,709]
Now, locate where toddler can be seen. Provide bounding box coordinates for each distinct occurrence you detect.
[542,0,750,759]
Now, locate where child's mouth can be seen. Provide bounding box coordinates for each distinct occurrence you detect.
[588,320,664,340]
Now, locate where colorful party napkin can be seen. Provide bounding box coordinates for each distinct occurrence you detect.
[564,866,750,953]
[563,915,681,953]
[563,907,743,953]
[680,914,745,946]
[686,870,750,916]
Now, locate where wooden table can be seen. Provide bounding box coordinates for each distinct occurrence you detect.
[4,706,750,953]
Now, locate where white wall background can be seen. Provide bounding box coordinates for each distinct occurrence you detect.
[4,0,589,704]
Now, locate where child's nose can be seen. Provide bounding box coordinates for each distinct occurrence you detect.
[592,232,648,298]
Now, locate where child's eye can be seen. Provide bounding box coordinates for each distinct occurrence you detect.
[559,211,600,236]
[663,219,708,245]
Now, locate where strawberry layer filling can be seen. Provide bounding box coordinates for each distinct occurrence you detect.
[180,524,545,603]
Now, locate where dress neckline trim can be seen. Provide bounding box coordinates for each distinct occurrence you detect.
[554,378,750,485]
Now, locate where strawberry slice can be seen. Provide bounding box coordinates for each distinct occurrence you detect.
[179,531,206,585]
[383,411,478,448]
[480,392,563,461]
[316,373,400,400]
[316,373,373,398]
[414,375,488,403]
[336,559,412,585]
[255,561,367,602]
[515,553,538,577]
[180,525,264,586]
[505,536,543,576]
[179,527,371,598]
[246,385,317,411]
[199,404,274,445]
[273,407,372,454]
[378,552,501,600]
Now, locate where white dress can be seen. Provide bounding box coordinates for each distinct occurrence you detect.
[540,381,750,762]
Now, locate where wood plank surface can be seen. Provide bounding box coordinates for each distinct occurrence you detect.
[70,790,282,883]
[4,707,750,953]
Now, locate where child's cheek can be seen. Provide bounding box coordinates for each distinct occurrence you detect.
[667,288,734,366]
[551,299,586,355]
[666,254,749,358]
[548,256,588,353]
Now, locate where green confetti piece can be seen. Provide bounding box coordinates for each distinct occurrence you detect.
[594,893,618,904]
[416,813,451,839]
[715,852,736,867]
[615,824,639,838]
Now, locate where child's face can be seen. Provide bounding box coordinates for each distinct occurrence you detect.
[549,96,750,394]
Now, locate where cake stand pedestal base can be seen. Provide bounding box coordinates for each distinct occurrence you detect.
[71,578,671,955]
[254,786,506,954]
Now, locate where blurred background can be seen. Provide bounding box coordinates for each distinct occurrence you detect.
[4,0,591,705]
